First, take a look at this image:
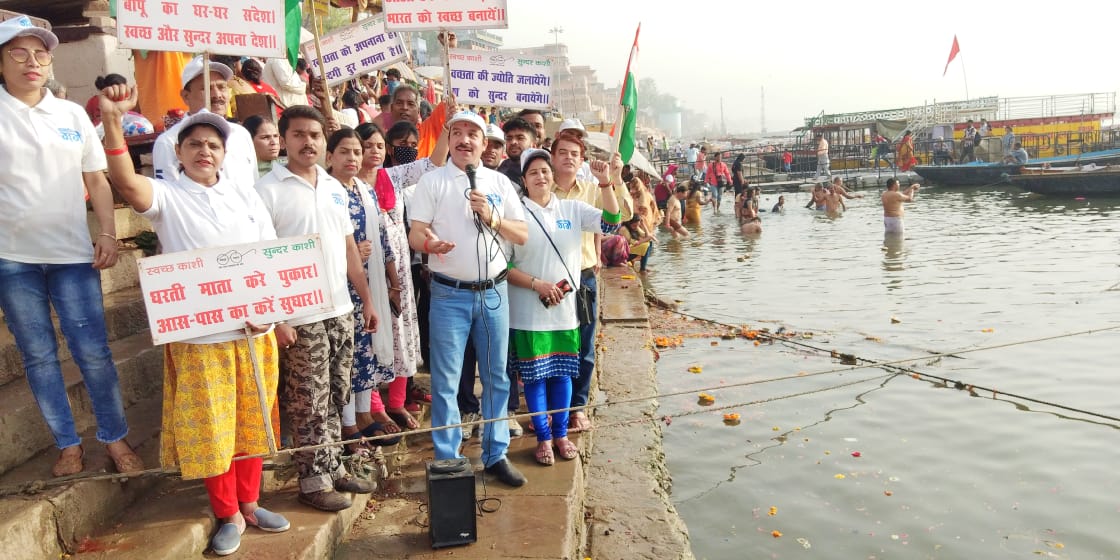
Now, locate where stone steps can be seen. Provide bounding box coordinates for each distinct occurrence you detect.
[0,396,165,560]
[0,330,163,477]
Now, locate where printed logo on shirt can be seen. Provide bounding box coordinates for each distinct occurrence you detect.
[58,128,82,142]
[556,219,572,230]
[155,169,164,179]
[486,193,502,208]
[332,193,346,206]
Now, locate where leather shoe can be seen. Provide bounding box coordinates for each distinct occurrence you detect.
[298,489,352,511]
[335,474,376,494]
[484,458,526,487]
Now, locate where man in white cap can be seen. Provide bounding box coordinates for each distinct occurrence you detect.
[408,110,529,487]
[481,123,505,170]
[152,56,258,190]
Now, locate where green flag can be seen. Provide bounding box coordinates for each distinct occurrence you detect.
[618,72,638,164]
[285,0,303,67]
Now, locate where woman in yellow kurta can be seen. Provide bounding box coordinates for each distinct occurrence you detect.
[897,130,918,171]
[98,84,290,556]
[684,182,706,225]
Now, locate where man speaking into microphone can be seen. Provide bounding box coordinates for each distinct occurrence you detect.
[408,111,529,486]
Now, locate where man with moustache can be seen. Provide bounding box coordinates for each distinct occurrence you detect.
[386,84,453,159]
[153,56,258,189]
[497,117,537,186]
[254,106,381,511]
[408,111,529,486]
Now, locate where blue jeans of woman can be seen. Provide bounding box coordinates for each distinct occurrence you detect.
[0,259,128,449]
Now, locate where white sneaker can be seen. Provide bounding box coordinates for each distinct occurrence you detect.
[461,412,481,441]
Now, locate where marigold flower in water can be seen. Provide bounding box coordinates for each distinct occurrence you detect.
[834,473,846,479]
[771,530,782,538]
[768,506,777,516]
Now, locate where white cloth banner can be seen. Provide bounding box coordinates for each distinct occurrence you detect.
[301,15,407,87]
[138,235,334,345]
[116,0,285,58]
[448,49,553,110]
[383,0,508,31]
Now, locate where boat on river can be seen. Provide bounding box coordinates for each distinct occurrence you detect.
[913,148,1120,186]
[1008,164,1120,196]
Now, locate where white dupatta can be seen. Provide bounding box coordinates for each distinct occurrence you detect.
[354,178,395,364]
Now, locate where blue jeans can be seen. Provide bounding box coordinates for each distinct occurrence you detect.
[428,279,510,467]
[457,333,520,415]
[0,259,128,449]
[571,273,597,409]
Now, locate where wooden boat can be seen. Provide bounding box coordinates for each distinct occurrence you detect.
[913,148,1120,186]
[1008,164,1120,196]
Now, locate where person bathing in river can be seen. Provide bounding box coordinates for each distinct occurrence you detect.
[662,185,689,238]
[881,178,919,234]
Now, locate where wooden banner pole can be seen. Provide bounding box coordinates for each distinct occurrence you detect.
[308,3,334,115]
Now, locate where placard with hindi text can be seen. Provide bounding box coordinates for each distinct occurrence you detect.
[383,0,508,32]
[116,0,285,58]
[448,49,552,110]
[300,15,407,87]
[137,235,334,345]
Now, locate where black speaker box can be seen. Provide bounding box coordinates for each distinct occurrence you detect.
[426,458,477,548]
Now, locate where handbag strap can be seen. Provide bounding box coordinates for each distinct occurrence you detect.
[522,198,579,288]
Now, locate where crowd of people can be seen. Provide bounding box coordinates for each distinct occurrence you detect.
[0,16,651,556]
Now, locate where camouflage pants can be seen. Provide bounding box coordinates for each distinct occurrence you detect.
[280,314,354,493]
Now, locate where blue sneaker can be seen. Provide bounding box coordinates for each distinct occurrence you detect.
[210,522,243,556]
[245,507,290,533]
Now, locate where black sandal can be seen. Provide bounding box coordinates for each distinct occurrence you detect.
[359,421,402,447]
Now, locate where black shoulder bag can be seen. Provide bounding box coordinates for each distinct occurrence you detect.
[523,201,595,326]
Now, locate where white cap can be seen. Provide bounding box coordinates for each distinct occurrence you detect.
[0,15,58,50]
[180,56,233,90]
[175,110,231,140]
[446,110,486,134]
[520,148,551,176]
[485,123,505,144]
[558,117,586,137]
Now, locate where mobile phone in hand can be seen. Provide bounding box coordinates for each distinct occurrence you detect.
[540,278,574,307]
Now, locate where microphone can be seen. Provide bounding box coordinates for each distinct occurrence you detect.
[465,164,477,190]
[465,164,483,232]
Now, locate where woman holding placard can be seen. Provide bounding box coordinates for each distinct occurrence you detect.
[97,82,290,556]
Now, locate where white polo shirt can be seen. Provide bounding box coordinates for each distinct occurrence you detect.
[0,87,105,264]
[509,196,604,332]
[255,164,354,325]
[409,163,524,282]
[139,174,278,343]
[153,112,258,190]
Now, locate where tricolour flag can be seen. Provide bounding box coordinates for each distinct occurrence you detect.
[614,24,641,164]
[942,35,960,77]
[286,0,304,67]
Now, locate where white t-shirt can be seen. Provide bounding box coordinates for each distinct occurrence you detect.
[509,196,604,332]
[409,164,524,282]
[255,164,355,325]
[139,174,277,343]
[153,112,259,190]
[0,87,105,264]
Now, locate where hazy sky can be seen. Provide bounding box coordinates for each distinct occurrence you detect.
[495,1,1120,134]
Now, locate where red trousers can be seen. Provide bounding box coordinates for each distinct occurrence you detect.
[369,376,407,412]
[203,455,262,518]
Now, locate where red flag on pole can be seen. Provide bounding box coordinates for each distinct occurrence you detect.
[942,35,960,77]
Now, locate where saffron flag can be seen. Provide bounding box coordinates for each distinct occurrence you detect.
[286,0,303,67]
[942,35,960,77]
[616,24,641,164]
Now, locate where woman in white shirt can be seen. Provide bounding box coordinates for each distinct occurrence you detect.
[506,149,620,466]
[98,84,290,555]
[0,17,141,480]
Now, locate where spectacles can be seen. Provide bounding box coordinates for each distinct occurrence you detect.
[6,47,53,66]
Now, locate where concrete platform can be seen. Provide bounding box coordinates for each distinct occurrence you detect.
[0,330,163,476]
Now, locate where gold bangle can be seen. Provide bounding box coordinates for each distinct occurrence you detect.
[98,233,116,241]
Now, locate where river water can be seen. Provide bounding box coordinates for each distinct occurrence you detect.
[647,184,1120,559]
